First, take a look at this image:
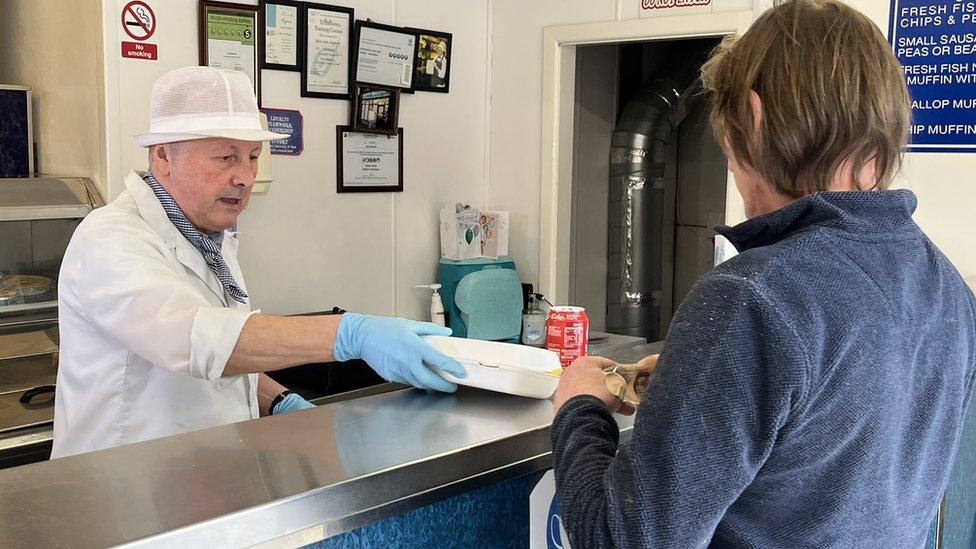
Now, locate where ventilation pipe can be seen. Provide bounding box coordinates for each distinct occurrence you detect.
[606,59,703,341]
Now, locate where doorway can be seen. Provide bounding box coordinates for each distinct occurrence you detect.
[537,11,753,342]
[567,38,726,342]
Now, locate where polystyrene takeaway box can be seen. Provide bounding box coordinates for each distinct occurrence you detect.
[423,336,560,399]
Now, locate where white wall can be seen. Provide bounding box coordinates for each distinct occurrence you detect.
[489,0,976,294]
[0,0,106,193]
[488,0,617,291]
[101,0,489,318]
[21,0,970,323]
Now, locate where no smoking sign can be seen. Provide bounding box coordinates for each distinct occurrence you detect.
[120,1,158,60]
[122,1,155,40]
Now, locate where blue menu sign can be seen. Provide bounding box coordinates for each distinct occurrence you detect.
[889,0,976,152]
[260,108,303,155]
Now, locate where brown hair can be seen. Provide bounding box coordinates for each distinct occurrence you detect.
[700,0,909,197]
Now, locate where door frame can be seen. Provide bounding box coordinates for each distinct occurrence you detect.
[537,11,755,303]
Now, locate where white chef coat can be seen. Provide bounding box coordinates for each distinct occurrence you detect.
[51,170,260,458]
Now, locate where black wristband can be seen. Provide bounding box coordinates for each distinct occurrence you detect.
[269,390,293,415]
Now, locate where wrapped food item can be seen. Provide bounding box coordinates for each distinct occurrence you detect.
[0,274,22,307]
[604,354,659,404]
[12,274,55,297]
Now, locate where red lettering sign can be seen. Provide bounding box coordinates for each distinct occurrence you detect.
[641,0,712,9]
[121,41,158,61]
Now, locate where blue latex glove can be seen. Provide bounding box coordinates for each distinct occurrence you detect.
[271,392,315,415]
[333,313,467,393]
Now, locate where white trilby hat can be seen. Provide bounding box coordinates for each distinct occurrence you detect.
[134,66,288,147]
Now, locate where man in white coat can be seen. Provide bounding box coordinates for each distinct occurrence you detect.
[51,67,465,458]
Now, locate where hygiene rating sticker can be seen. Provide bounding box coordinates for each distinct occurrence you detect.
[889,0,976,152]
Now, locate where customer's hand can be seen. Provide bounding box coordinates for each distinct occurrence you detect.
[333,313,466,393]
[271,392,316,415]
[553,356,635,415]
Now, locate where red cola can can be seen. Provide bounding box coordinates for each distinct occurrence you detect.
[546,306,589,368]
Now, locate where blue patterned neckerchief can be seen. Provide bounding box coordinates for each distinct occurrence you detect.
[142,172,248,304]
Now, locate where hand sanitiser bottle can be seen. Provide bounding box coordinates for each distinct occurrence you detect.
[415,284,446,327]
[521,294,547,347]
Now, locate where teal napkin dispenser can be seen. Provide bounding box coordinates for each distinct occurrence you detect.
[438,256,522,342]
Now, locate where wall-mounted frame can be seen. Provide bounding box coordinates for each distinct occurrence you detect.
[200,1,261,105]
[301,3,355,99]
[0,86,33,178]
[353,21,418,92]
[259,0,301,71]
[351,84,400,135]
[336,126,403,193]
[409,27,452,93]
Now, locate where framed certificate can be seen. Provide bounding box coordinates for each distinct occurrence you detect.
[354,21,419,92]
[200,1,260,104]
[336,126,403,193]
[259,0,300,71]
[301,3,354,100]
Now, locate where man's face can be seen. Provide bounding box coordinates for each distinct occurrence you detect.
[155,138,261,233]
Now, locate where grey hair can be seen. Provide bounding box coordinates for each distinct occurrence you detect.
[147,142,187,167]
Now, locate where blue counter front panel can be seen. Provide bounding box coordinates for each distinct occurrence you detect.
[310,474,536,548]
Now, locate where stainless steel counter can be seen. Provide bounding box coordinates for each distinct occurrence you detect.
[0,341,661,548]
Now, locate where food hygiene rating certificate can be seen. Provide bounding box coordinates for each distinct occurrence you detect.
[355,25,415,89]
[340,131,400,188]
[306,8,351,95]
[207,12,257,88]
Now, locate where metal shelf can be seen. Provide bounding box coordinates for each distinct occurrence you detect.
[0,177,103,222]
[0,301,57,316]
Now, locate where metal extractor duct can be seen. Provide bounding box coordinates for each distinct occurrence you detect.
[606,60,702,340]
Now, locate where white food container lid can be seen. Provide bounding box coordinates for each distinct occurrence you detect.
[423,336,561,399]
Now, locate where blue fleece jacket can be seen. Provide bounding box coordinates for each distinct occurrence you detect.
[551,190,976,548]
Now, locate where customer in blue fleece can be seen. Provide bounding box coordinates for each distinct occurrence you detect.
[550,1,976,547]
